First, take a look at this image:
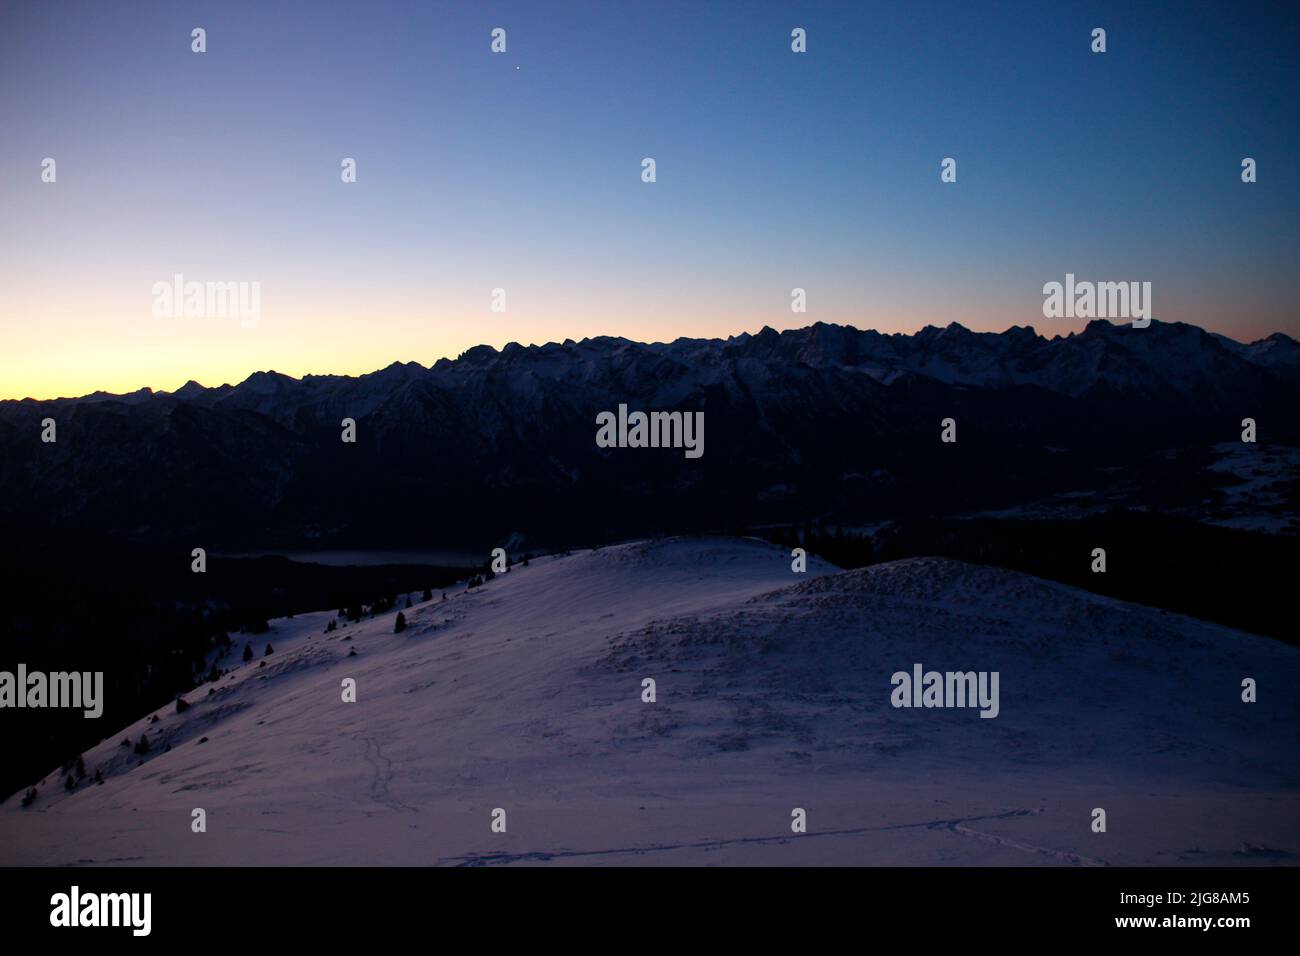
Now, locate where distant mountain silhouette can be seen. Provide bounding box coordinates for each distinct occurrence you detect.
[2,319,1297,549]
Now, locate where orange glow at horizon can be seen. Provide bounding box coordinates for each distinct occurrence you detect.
[2,293,1292,401]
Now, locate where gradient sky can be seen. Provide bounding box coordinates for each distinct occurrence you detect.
[1,0,1297,399]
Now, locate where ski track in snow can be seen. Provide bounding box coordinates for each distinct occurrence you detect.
[361,736,418,813]
[944,823,1107,867]
[436,807,1112,867]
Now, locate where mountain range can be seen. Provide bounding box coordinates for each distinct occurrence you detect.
[2,319,1297,549]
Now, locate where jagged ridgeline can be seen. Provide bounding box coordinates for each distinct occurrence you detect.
[0,319,1296,549]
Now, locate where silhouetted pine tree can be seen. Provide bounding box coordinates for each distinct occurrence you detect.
[242,643,254,662]
[394,612,407,634]
[264,643,274,656]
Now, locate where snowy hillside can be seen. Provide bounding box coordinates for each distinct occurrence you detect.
[3,537,1296,866]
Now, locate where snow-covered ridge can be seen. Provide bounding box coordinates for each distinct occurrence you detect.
[3,537,1295,866]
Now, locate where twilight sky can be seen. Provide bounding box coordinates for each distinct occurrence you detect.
[1,0,1297,399]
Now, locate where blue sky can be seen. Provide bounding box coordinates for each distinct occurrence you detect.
[1,0,1296,397]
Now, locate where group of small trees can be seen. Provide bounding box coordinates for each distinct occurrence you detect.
[59,765,103,791]
[338,588,438,626]
[60,754,86,779]
[194,632,234,677]
[55,753,90,793]
[771,524,875,569]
